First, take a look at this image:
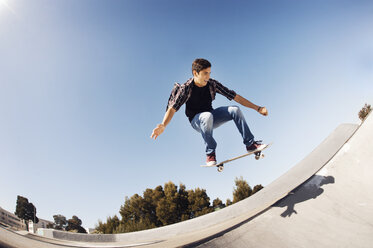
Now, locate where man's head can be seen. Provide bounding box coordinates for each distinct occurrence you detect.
[192,58,211,74]
[192,58,211,87]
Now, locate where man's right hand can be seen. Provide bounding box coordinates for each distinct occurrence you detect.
[151,107,176,140]
[151,124,165,140]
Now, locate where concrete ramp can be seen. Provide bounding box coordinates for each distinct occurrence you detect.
[195,113,373,248]
[1,113,372,248]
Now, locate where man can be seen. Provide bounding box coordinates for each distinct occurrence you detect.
[151,58,268,166]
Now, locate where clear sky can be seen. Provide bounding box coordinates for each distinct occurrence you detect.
[1,0,372,229]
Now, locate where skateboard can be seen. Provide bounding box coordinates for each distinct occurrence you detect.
[201,143,272,172]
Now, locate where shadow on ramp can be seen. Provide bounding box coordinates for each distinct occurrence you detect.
[274,175,335,217]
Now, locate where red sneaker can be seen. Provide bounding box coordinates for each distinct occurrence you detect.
[246,141,266,153]
[206,152,217,166]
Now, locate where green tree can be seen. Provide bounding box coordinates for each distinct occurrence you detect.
[95,220,105,234]
[156,182,179,225]
[96,215,120,234]
[252,184,264,195]
[187,188,212,218]
[66,215,87,233]
[212,198,225,210]
[15,196,39,230]
[142,187,163,227]
[359,103,371,121]
[233,177,252,203]
[177,184,190,221]
[52,214,67,230]
[226,199,233,206]
[232,178,265,204]
[119,194,149,232]
[102,181,223,234]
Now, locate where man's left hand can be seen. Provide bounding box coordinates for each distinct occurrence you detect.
[258,107,268,116]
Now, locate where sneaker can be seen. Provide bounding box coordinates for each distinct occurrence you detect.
[206,152,217,166]
[246,140,266,153]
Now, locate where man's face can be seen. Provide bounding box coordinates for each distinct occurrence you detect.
[193,67,211,86]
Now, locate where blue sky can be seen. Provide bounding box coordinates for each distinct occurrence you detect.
[1,0,372,229]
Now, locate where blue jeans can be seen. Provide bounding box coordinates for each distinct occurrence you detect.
[190,106,255,155]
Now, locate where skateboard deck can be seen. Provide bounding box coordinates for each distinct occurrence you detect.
[201,143,272,172]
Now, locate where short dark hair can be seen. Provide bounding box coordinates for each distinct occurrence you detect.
[192,58,211,73]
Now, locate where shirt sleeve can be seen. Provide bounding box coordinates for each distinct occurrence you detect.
[214,80,237,101]
[168,83,188,112]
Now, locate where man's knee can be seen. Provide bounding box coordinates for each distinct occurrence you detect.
[199,112,214,128]
[228,105,243,116]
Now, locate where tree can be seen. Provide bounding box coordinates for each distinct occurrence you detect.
[116,182,195,233]
[52,214,67,230]
[359,103,371,121]
[15,196,39,230]
[142,187,163,227]
[252,184,264,195]
[102,181,250,234]
[212,198,225,210]
[96,215,120,234]
[155,182,191,224]
[233,177,252,203]
[119,194,148,232]
[176,184,190,221]
[66,216,87,233]
[187,188,212,218]
[156,182,179,225]
[232,178,265,204]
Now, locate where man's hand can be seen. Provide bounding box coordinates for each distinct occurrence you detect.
[258,107,268,116]
[151,124,165,140]
[151,107,176,140]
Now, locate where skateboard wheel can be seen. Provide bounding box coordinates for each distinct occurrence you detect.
[217,166,224,172]
[255,152,261,160]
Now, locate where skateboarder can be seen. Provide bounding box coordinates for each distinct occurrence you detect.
[151,58,268,166]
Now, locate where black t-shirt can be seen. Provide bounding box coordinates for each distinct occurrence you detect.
[185,82,213,122]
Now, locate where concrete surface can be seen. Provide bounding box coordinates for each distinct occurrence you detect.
[195,113,373,248]
[0,112,371,248]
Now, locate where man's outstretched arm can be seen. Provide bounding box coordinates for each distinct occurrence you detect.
[150,107,177,140]
[234,94,268,116]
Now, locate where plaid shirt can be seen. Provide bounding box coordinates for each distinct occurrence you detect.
[167,78,237,112]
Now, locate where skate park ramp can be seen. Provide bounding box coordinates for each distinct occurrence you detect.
[1,112,372,248]
[194,116,373,247]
